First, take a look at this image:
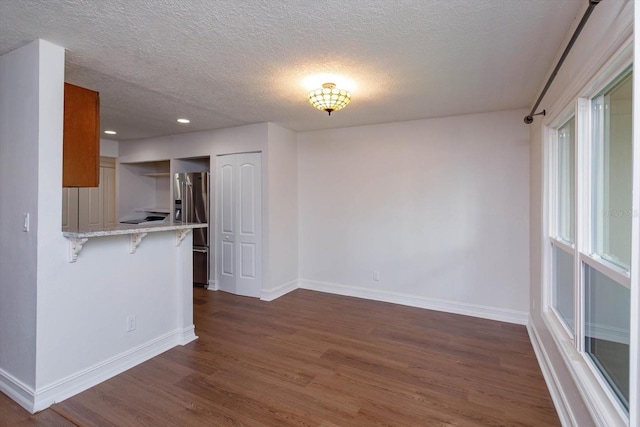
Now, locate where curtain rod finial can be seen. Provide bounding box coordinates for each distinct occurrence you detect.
[524,109,546,125]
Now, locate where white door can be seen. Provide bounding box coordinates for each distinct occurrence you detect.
[217,153,262,297]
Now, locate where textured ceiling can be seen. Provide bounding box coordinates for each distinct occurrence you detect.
[0,0,583,140]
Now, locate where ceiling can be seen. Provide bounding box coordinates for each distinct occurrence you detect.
[0,0,583,141]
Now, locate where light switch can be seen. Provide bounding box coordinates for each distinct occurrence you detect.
[23,213,30,232]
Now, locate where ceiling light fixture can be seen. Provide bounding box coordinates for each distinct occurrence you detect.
[177,118,190,124]
[308,83,351,116]
[104,130,117,135]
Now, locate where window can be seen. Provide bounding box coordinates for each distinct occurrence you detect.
[584,263,630,408]
[550,116,576,336]
[552,244,575,332]
[557,116,575,244]
[591,72,633,270]
[584,69,632,410]
[547,65,633,416]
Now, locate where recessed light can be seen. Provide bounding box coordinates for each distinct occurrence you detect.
[177,118,190,124]
[104,130,117,135]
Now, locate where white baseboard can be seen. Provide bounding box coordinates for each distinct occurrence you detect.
[0,368,36,413]
[541,312,629,425]
[207,280,218,291]
[180,325,198,345]
[261,280,299,301]
[299,279,528,325]
[30,326,196,413]
[527,320,574,426]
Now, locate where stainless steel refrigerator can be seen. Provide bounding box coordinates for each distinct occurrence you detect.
[174,172,209,286]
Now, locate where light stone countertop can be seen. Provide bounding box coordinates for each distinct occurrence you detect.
[63,222,207,239]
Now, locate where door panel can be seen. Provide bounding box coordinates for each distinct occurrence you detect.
[78,186,102,230]
[240,163,256,235]
[63,163,115,231]
[216,153,262,297]
[221,240,234,276]
[240,243,256,278]
[62,188,69,229]
[221,164,234,233]
[102,167,116,227]
[62,188,79,231]
[217,156,236,293]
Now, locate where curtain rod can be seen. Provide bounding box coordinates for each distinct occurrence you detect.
[524,0,601,124]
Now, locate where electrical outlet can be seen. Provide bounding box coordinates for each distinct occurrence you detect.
[373,271,380,281]
[126,315,136,332]
[23,213,30,232]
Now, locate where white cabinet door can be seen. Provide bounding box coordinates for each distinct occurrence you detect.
[102,166,117,227]
[78,186,102,230]
[62,159,116,231]
[217,152,262,297]
[61,188,79,231]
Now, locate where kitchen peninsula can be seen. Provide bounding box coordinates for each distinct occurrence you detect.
[63,221,206,262]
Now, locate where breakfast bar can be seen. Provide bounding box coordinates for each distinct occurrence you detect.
[63,222,207,262]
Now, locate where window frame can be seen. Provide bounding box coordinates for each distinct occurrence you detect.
[542,37,634,425]
[548,111,578,340]
[550,241,576,339]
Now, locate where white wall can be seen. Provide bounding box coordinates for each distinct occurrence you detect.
[297,110,530,322]
[118,123,267,163]
[263,123,299,299]
[0,39,197,413]
[100,138,119,158]
[528,1,632,425]
[35,231,194,407]
[0,39,42,399]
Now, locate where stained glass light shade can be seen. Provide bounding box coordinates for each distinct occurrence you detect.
[308,83,351,115]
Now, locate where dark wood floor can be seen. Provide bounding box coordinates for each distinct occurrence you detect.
[2,288,559,426]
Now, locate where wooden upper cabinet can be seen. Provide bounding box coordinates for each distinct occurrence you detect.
[63,83,100,187]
